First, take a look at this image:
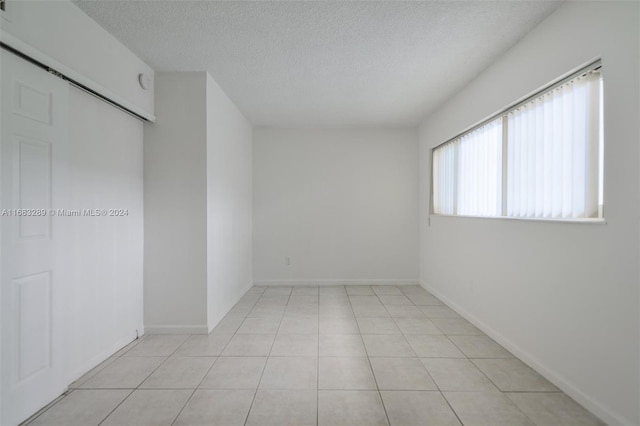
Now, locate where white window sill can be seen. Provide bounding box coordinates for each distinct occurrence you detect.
[429,213,607,225]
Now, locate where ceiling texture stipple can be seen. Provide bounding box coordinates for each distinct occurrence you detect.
[74,1,563,127]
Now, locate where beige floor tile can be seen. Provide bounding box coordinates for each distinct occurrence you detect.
[346,286,375,295]
[247,308,285,318]
[319,305,355,318]
[400,286,430,296]
[349,295,382,305]
[472,358,558,391]
[362,335,416,357]
[173,334,233,356]
[211,315,245,334]
[444,391,534,426]
[352,304,391,318]
[320,297,351,305]
[246,389,317,426]
[237,316,282,334]
[449,335,512,358]
[113,338,143,357]
[421,358,497,391]
[200,357,266,389]
[101,389,192,426]
[271,334,319,357]
[419,306,462,319]
[506,392,605,425]
[320,334,367,356]
[289,295,319,304]
[370,357,437,390]
[405,335,465,358]
[384,305,426,318]
[69,357,117,388]
[174,389,254,426]
[140,356,215,389]
[357,317,401,334]
[395,318,442,335]
[257,295,290,306]
[285,303,319,317]
[432,318,484,335]
[381,391,461,426]
[292,286,319,296]
[319,317,359,334]
[279,316,319,334]
[227,304,254,317]
[262,287,293,297]
[407,294,444,306]
[378,295,412,306]
[319,357,376,390]
[259,357,318,389]
[222,334,275,356]
[372,286,404,296]
[319,390,389,426]
[123,335,188,357]
[80,357,165,389]
[319,286,347,296]
[29,390,131,426]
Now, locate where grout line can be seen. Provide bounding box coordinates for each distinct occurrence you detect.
[242,286,291,426]
[96,335,188,426]
[169,321,243,425]
[347,286,392,426]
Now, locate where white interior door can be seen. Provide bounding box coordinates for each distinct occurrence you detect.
[1,49,69,425]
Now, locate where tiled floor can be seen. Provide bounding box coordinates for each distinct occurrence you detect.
[24,285,605,426]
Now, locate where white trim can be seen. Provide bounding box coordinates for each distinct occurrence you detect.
[0,30,156,122]
[421,281,625,426]
[144,325,209,335]
[253,279,420,287]
[430,213,606,225]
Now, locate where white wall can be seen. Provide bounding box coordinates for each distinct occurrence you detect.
[418,2,639,425]
[0,1,154,120]
[206,74,253,331]
[145,72,253,333]
[254,128,419,285]
[144,72,208,333]
[66,87,144,380]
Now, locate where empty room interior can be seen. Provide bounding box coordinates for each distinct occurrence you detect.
[1,1,639,425]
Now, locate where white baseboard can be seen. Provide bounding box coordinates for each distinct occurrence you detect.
[421,282,626,426]
[253,279,419,287]
[144,324,209,334]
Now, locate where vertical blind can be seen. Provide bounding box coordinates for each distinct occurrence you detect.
[432,64,603,220]
[507,71,601,218]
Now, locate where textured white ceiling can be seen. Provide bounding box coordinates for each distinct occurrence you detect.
[75,1,562,127]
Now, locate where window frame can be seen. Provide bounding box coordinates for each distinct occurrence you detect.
[430,59,605,224]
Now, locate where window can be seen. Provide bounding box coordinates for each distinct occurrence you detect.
[432,61,603,221]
